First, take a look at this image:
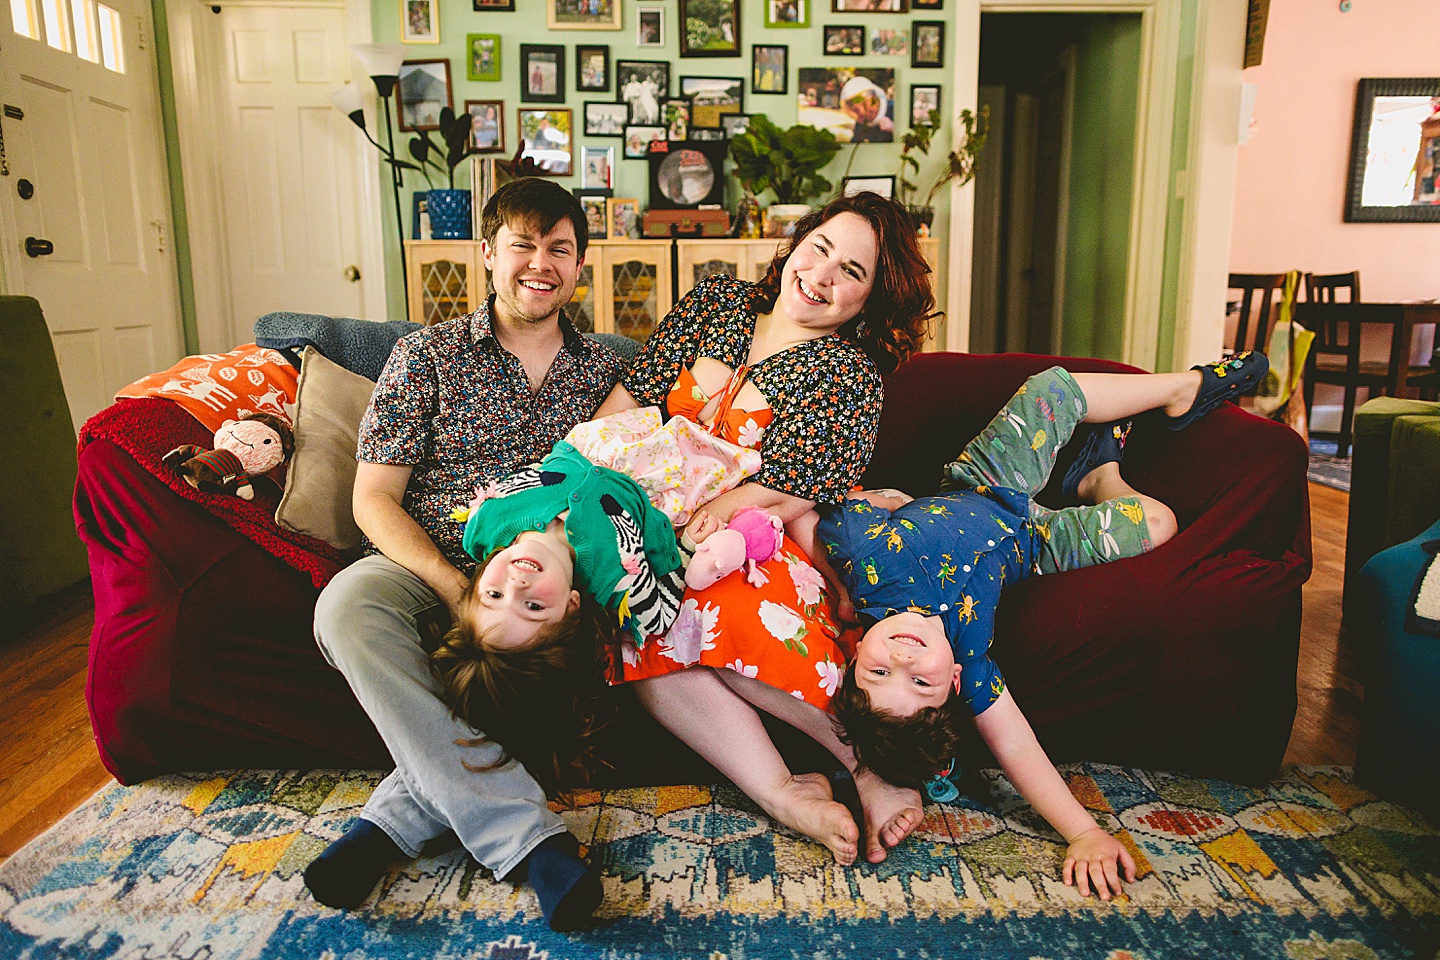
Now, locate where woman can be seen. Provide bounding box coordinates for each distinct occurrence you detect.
[594,192,937,866]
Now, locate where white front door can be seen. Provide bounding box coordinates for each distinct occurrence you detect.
[213,2,366,326]
[1,0,184,433]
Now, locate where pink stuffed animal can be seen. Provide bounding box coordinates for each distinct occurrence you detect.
[684,506,784,590]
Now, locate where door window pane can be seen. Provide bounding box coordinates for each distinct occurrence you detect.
[11,0,39,40]
[40,0,70,50]
[96,2,123,72]
[73,0,98,61]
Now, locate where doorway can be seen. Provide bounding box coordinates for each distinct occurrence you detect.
[969,12,1142,361]
[0,0,185,432]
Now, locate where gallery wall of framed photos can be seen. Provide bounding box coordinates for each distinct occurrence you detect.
[382,0,958,214]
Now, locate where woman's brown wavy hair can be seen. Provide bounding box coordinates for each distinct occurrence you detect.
[429,553,621,801]
[751,192,940,374]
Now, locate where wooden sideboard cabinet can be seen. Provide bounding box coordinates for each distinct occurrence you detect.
[407,236,940,348]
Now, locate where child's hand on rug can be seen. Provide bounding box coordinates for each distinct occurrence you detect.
[1062,826,1136,900]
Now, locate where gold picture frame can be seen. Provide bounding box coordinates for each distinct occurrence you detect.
[547,0,622,31]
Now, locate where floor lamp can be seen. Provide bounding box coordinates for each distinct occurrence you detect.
[330,43,410,294]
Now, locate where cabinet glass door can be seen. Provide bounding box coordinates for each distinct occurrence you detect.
[569,263,596,333]
[611,257,659,342]
[418,257,472,326]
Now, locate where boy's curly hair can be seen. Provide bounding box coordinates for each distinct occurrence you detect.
[829,664,967,790]
[429,556,621,801]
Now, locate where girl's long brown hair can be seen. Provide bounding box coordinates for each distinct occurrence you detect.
[751,192,940,374]
[429,554,621,801]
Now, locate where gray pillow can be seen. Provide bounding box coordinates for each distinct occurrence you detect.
[274,347,376,550]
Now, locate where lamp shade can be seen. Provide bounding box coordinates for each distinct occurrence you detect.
[327,84,366,128]
[350,43,406,81]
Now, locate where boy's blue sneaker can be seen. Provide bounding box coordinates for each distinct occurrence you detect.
[1061,419,1132,503]
[1165,351,1269,431]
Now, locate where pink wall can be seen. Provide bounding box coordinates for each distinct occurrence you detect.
[1230,0,1440,304]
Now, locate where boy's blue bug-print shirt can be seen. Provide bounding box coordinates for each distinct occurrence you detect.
[817,488,1033,717]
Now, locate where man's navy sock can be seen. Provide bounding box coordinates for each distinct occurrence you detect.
[520,833,602,932]
[302,818,404,909]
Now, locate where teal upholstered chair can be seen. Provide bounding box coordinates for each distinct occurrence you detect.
[1344,397,1440,622]
[0,296,89,615]
[1353,517,1440,822]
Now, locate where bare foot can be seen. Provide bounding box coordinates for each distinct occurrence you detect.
[763,772,860,866]
[854,769,924,863]
[1162,370,1204,419]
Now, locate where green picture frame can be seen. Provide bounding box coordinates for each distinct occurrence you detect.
[466,34,501,82]
[764,0,808,28]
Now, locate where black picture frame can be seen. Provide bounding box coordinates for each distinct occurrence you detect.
[616,60,671,125]
[662,99,692,141]
[473,0,515,9]
[679,0,741,58]
[584,100,629,136]
[909,83,941,127]
[842,174,895,199]
[911,0,941,8]
[520,43,566,104]
[624,124,668,158]
[824,25,865,56]
[679,75,744,128]
[751,44,788,95]
[647,140,728,208]
[720,113,751,138]
[832,0,906,10]
[911,21,944,68]
[572,188,613,239]
[1344,77,1440,222]
[576,44,610,93]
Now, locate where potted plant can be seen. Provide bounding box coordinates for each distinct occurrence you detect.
[896,106,990,234]
[408,107,484,239]
[728,115,841,237]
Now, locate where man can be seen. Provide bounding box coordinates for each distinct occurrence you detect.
[302,178,624,931]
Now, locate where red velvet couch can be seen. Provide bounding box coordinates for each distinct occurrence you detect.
[76,351,1311,787]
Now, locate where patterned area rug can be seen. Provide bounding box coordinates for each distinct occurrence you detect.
[2,766,1437,960]
[1308,439,1352,492]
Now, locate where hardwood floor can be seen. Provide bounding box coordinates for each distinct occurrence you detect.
[0,482,1360,865]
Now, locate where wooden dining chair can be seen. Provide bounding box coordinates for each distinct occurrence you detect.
[1225,273,1288,356]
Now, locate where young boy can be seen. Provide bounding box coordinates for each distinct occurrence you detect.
[787,353,1267,899]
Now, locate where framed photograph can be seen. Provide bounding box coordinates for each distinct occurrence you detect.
[520,44,565,104]
[473,0,514,9]
[870,28,908,56]
[637,6,664,47]
[832,0,905,10]
[581,145,615,189]
[909,84,940,126]
[1345,77,1440,222]
[397,59,451,131]
[691,128,726,140]
[764,0,808,28]
[912,0,941,8]
[842,174,895,199]
[574,189,612,239]
[751,45,787,96]
[912,21,944,67]
[584,100,628,136]
[721,113,751,138]
[797,66,894,143]
[401,0,439,43]
[680,75,743,128]
[648,140,727,208]
[466,34,501,82]
[623,124,667,158]
[518,107,573,176]
[547,0,621,30]
[465,99,505,152]
[824,25,865,56]
[616,60,670,125]
[607,197,641,239]
[680,0,740,58]
[576,44,610,92]
[663,99,691,141]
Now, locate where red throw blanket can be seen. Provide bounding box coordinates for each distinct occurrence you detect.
[79,398,346,588]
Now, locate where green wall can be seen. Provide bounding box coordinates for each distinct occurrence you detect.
[368,0,961,318]
[1059,14,1141,360]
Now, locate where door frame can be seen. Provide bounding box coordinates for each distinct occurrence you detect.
[946,0,1244,372]
[165,0,386,352]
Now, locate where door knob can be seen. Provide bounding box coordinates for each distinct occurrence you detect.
[344,265,362,282]
[25,237,54,257]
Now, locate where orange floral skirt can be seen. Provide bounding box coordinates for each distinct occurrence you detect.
[619,536,859,710]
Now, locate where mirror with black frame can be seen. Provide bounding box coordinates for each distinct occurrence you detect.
[1344,77,1440,222]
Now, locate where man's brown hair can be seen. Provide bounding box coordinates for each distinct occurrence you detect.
[830,663,967,789]
[480,176,590,260]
